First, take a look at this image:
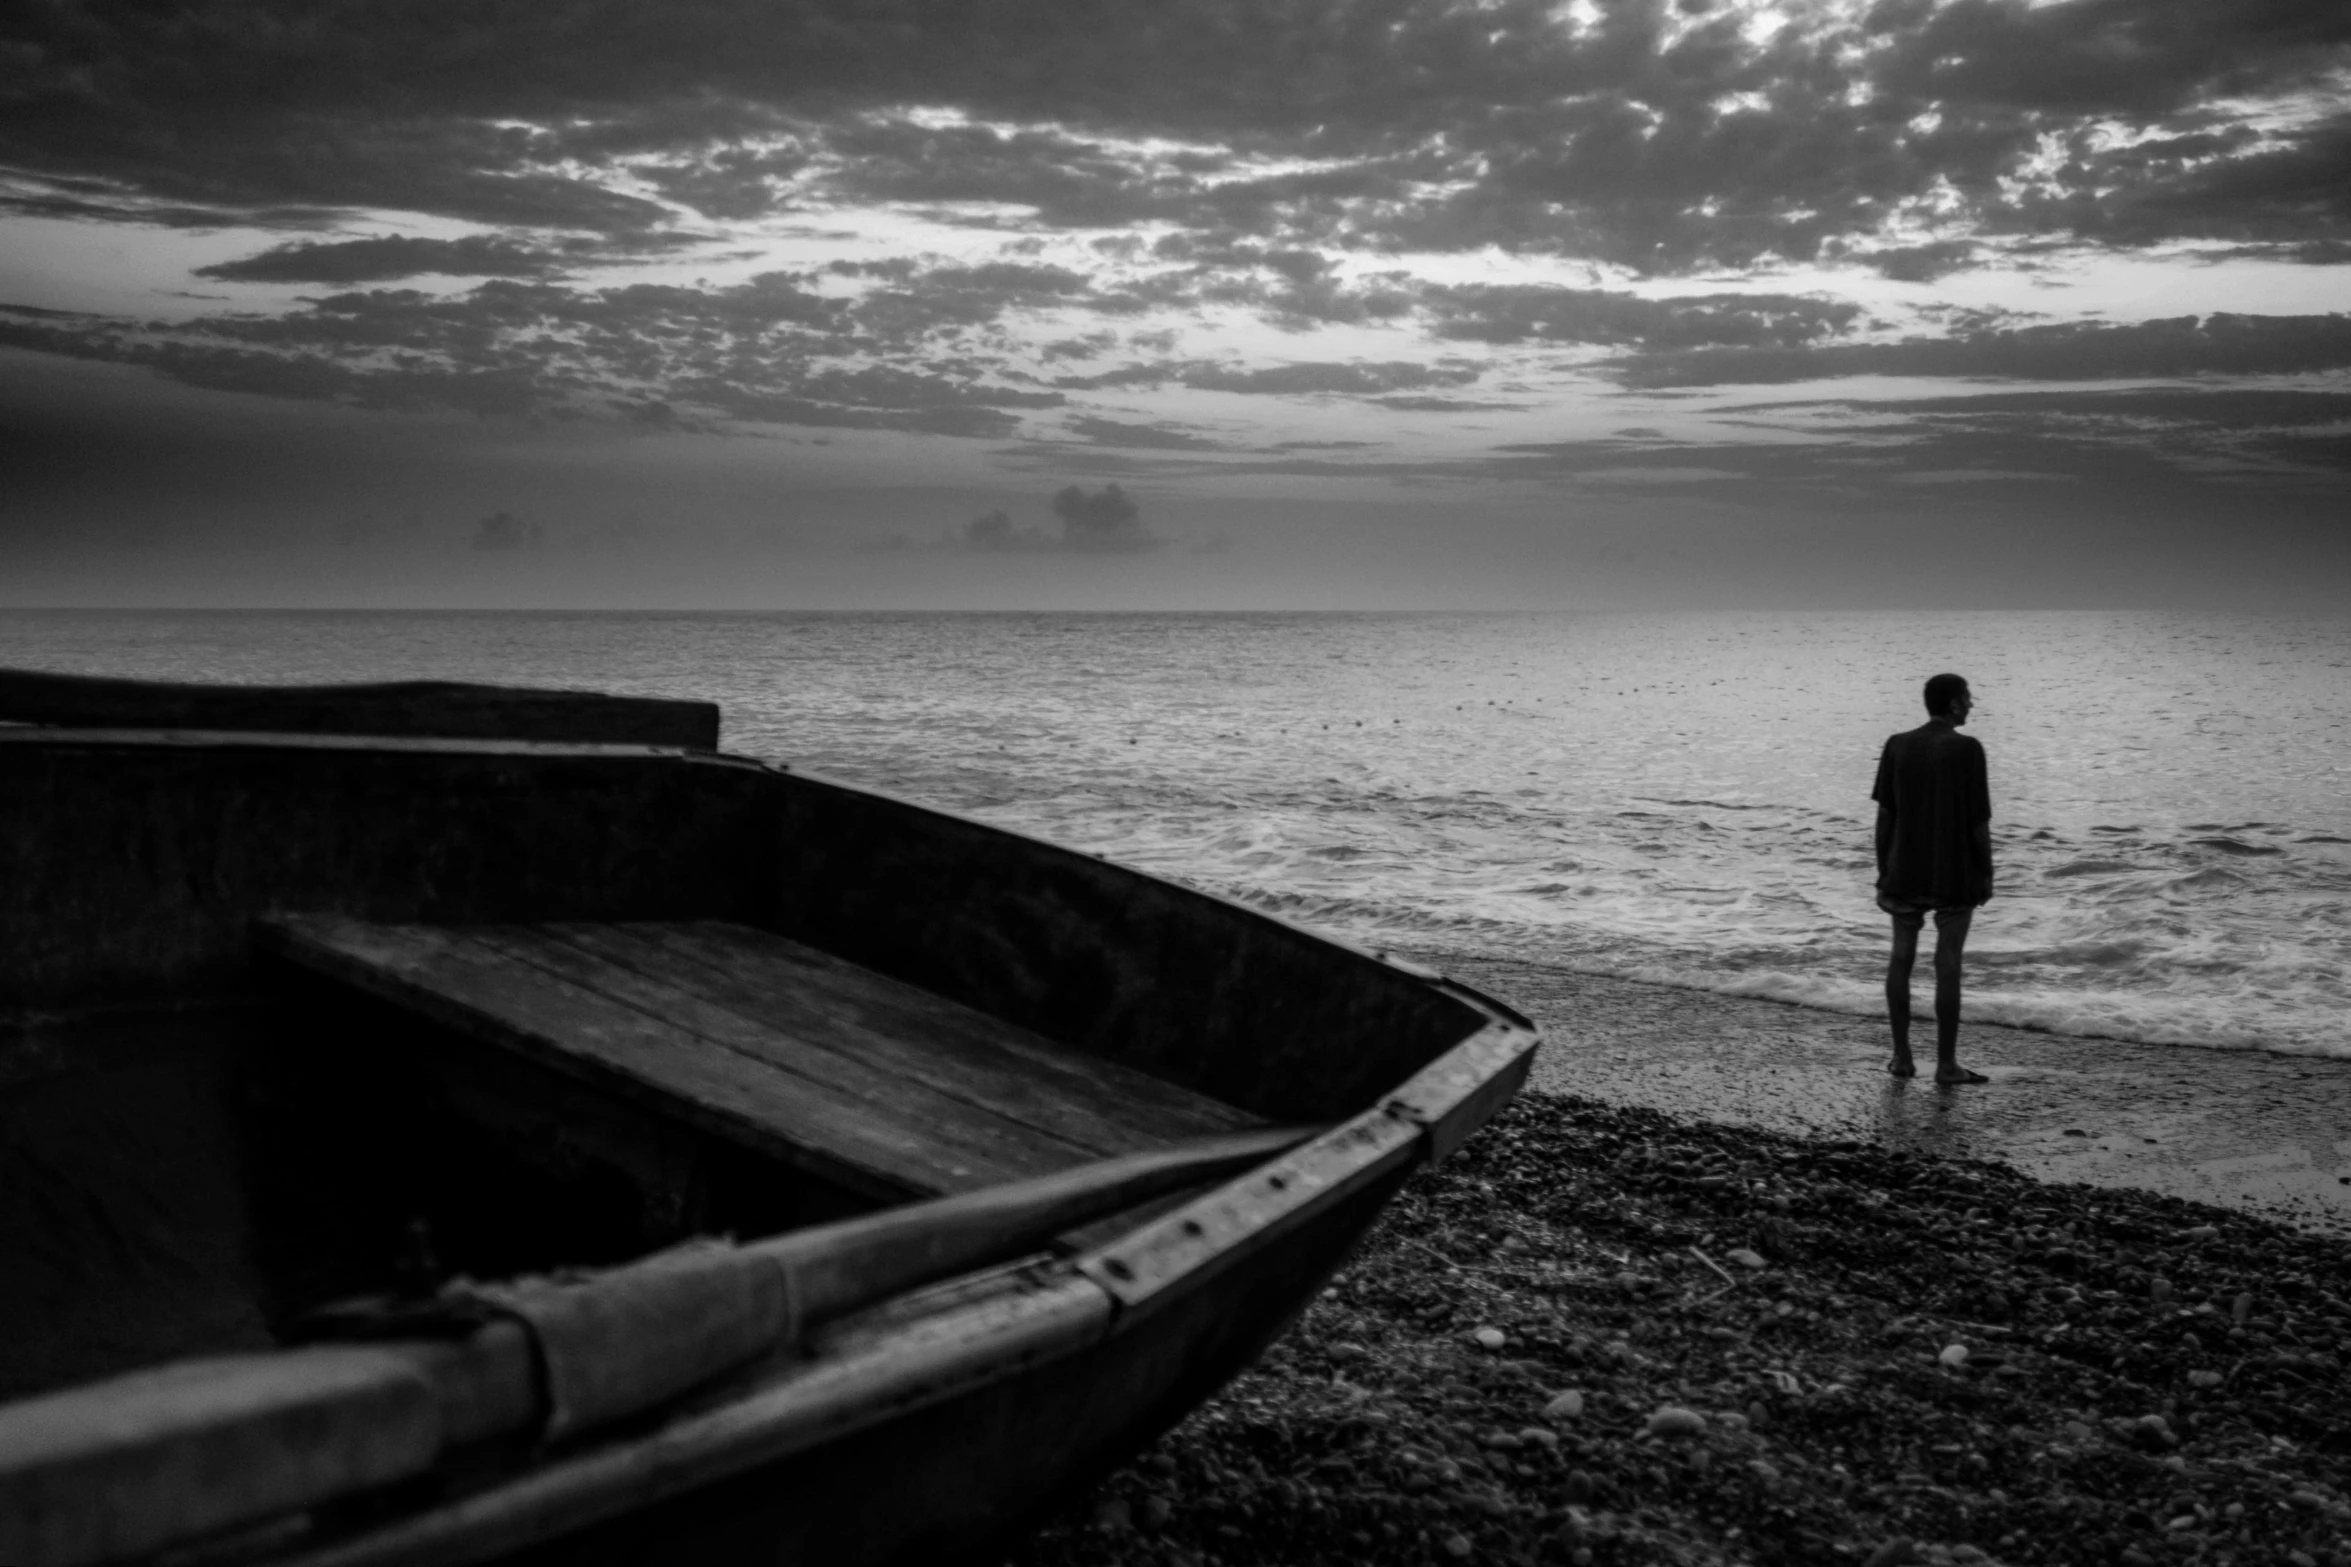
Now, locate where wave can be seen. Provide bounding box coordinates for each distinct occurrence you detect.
[2189,837,2285,856]
[1634,796,1775,812]
[1533,955,2350,1060]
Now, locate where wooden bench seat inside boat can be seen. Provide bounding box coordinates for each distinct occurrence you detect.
[258,916,1262,1207]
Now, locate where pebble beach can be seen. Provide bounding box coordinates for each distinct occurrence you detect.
[1008,961,2351,1567]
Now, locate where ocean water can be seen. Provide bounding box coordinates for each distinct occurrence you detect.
[5,608,2347,1059]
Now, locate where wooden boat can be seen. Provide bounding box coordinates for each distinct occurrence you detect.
[0,668,1538,1567]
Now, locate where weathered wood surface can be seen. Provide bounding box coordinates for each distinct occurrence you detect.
[270,1141,1424,1567]
[540,922,1258,1152]
[261,917,1261,1204]
[0,728,1493,1127]
[0,735,777,1015]
[764,772,1487,1123]
[0,1123,1326,1567]
[0,668,718,749]
[0,1344,443,1567]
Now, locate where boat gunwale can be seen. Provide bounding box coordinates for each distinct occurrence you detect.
[262,1014,1535,1567]
[0,669,721,752]
[0,727,738,763]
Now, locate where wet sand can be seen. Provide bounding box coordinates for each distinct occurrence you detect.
[1400,949,2351,1235]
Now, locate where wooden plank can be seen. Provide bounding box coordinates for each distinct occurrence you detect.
[761,774,1494,1122]
[0,738,774,1017]
[261,918,1050,1203]
[550,922,1257,1153]
[268,1275,1120,1567]
[0,1345,442,1567]
[454,926,1109,1174]
[0,668,718,750]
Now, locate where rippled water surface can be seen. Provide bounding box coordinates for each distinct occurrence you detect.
[7,609,2347,1057]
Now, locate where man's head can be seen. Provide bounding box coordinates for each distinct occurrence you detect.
[1923,672,1972,721]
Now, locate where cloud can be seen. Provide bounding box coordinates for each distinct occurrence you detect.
[1371,396,1524,412]
[4,0,2341,277]
[0,263,1076,435]
[1488,384,2351,499]
[1054,377,2351,501]
[1612,312,2351,387]
[196,234,571,283]
[1062,416,1227,451]
[1051,482,1159,552]
[470,510,541,549]
[1184,360,1479,396]
[937,486,1165,553]
[1058,358,1480,397]
[1797,386,2351,478]
[1858,242,1981,283]
[1870,0,2351,121]
[2,0,2346,552]
[1422,287,1862,350]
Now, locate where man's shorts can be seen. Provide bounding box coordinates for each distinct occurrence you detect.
[1876,892,1974,929]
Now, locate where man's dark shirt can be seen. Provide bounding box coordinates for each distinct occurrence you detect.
[1872,720,1992,907]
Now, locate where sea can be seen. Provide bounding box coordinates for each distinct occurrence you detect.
[5,609,2346,1060]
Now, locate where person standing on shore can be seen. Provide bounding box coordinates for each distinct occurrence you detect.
[1873,672,1993,1085]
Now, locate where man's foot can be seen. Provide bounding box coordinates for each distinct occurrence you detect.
[1888,1053,1917,1079]
[1935,1065,1990,1085]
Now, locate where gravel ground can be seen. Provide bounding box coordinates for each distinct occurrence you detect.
[1007,1091,2351,1567]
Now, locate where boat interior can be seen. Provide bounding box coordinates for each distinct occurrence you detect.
[0,726,1497,1410]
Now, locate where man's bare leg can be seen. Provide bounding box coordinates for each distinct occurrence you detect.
[1886,913,1922,1077]
[1931,908,1987,1084]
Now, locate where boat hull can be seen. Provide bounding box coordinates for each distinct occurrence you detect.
[0,716,1538,1567]
[290,1164,1415,1567]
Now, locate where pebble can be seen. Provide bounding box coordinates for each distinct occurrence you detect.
[1645,1406,1707,1438]
[1938,1343,1969,1367]
[2149,1276,2173,1301]
[1863,1538,1917,1567]
[1726,1247,1767,1269]
[1472,1326,1507,1351]
[1092,1497,1131,1533]
[1017,1095,2351,1567]
[1442,1531,1473,1559]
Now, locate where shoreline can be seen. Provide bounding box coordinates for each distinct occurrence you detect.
[1394,948,2351,1236]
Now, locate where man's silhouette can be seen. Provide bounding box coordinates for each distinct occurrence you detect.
[1873,672,1993,1084]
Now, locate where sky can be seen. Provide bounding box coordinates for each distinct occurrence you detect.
[2,0,2348,609]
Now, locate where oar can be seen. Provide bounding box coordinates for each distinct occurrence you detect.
[0,1124,1315,1567]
